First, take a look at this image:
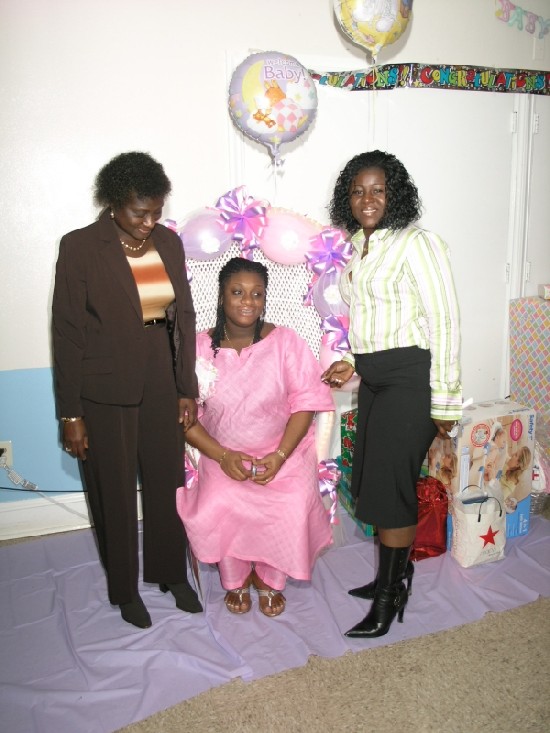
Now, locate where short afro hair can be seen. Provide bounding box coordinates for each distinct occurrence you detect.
[329,150,421,235]
[94,151,172,209]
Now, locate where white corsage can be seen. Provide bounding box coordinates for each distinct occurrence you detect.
[196,356,218,404]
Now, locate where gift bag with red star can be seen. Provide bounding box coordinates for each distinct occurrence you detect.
[450,495,506,568]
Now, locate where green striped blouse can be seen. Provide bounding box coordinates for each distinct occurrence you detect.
[340,226,462,421]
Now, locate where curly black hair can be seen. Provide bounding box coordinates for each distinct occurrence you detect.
[94,151,172,209]
[211,257,269,356]
[328,150,421,235]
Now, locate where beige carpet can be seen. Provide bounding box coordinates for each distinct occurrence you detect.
[117,597,550,733]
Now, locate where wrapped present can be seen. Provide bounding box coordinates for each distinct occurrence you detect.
[340,408,357,469]
[509,297,550,453]
[538,284,550,300]
[337,409,376,537]
[411,476,448,561]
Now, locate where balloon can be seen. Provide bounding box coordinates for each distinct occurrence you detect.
[228,51,318,165]
[311,269,350,319]
[258,208,322,265]
[333,0,413,58]
[178,208,233,261]
[319,341,360,392]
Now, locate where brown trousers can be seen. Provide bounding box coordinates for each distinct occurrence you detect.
[81,325,188,605]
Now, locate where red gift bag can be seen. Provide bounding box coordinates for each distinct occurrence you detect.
[411,476,449,561]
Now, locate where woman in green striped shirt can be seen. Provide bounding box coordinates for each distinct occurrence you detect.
[321,150,462,639]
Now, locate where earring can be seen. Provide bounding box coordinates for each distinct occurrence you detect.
[109,209,114,219]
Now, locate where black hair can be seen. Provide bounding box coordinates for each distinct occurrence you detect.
[94,151,172,209]
[328,150,421,235]
[211,257,269,356]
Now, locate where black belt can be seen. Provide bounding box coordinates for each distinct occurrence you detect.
[143,318,167,328]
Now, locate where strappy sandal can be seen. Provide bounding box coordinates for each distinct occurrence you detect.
[224,586,252,614]
[256,588,286,617]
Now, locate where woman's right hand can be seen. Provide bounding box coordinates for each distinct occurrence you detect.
[321,360,355,389]
[63,419,88,461]
[219,449,254,481]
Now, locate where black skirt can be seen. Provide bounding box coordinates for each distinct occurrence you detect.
[351,346,437,529]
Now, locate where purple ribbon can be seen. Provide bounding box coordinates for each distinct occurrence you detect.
[318,458,341,525]
[215,186,269,260]
[303,280,315,307]
[320,315,350,353]
[305,228,352,278]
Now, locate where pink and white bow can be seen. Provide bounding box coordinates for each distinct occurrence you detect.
[318,458,341,525]
[305,228,352,278]
[215,186,269,260]
[320,315,351,354]
[183,452,199,491]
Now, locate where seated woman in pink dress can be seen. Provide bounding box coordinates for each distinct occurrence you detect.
[177,257,334,617]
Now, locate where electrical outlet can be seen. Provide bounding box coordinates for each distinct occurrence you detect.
[0,441,13,466]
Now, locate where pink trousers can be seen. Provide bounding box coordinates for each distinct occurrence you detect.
[218,557,286,591]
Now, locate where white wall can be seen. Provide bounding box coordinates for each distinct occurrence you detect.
[1,0,549,533]
[1,0,549,371]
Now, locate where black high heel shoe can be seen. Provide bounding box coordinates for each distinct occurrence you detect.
[160,582,203,613]
[119,594,152,629]
[345,582,409,638]
[348,560,414,600]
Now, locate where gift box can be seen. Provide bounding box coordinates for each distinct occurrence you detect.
[538,284,550,300]
[434,399,536,546]
[338,409,376,537]
[509,297,550,453]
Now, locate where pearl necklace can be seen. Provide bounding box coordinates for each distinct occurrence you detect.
[121,238,147,252]
[224,325,254,348]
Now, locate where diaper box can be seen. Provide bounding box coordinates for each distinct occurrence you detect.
[432,399,536,542]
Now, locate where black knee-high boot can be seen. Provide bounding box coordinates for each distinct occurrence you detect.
[345,543,411,638]
[348,557,414,600]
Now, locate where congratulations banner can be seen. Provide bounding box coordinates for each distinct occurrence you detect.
[309,63,550,95]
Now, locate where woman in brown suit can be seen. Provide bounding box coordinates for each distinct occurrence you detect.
[52,152,202,628]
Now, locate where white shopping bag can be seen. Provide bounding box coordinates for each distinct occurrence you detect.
[451,494,506,568]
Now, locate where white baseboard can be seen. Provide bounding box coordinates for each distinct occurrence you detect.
[0,492,143,541]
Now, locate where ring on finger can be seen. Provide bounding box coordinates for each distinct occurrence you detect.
[251,465,257,478]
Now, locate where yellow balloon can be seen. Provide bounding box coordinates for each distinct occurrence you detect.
[333,0,413,58]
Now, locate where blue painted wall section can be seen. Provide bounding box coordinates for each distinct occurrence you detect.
[0,368,82,502]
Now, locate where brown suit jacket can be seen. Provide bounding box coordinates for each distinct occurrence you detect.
[52,208,198,417]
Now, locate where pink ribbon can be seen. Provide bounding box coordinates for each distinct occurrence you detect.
[305,228,352,278]
[184,454,198,491]
[320,315,351,353]
[215,186,269,260]
[318,458,341,525]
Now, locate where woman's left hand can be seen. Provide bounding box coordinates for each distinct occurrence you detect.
[433,419,457,440]
[251,452,286,485]
[179,398,198,430]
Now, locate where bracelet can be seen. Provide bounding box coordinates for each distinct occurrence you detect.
[61,417,82,423]
[276,448,287,461]
[219,450,227,465]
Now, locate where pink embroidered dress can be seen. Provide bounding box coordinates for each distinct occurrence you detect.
[177,326,335,580]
